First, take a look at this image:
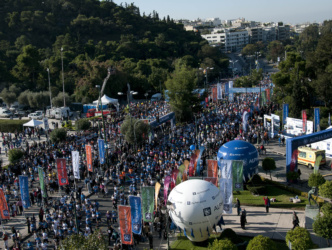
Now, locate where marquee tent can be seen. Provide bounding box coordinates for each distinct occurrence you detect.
[93,95,118,105]
[23,119,43,127]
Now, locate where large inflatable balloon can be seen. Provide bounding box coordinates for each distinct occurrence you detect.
[217,140,258,181]
[190,145,196,150]
[168,180,223,242]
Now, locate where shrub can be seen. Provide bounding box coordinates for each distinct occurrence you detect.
[313,214,332,243]
[285,227,314,250]
[8,149,24,163]
[0,119,26,132]
[247,185,266,195]
[308,173,326,188]
[319,181,332,199]
[247,174,264,185]
[247,235,277,250]
[219,228,243,244]
[321,203,332,216]
[75,118,91,131]
[50,128,67,142]
[246,174,266,194]
[262,157,276,178]
[208,238,237,250]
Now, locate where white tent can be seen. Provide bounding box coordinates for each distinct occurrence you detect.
[23,119,43,127]
[93,95,118,105]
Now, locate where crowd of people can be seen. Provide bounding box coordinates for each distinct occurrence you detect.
[0,87,276,249]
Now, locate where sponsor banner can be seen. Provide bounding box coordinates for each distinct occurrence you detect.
[98,139,105,164]
[141,186,154,222]
[19,176,30,209]
[217,83,222,100]
[164,176,171,205]
[0,189,10,219]
[56,159,69,186]
[43,118,49,131]
[182,160,190,181]
[261,91,267,105]
[229,81,233,89]
[188,153,197,177]
[176,164,185,185]
[283,104,289,126]
[207,160,218,178]
[118,205,133,245]
[38,167,47,198]
[196,146,205,176]
[212,87,217,103]
[314,108,320,132]
[232,160,243,191]
[72,151,80,179]
[129,196,142,235]
[266,88,271,102]
[242,111,249,132]
[204,177,218,187]
[85,145,93,172]
[225,82,229,94]
[219,160,233,214]
[170,169,179,190]
[155,182,161,210]
[302,110,307,134]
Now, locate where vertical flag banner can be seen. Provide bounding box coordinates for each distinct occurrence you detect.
[72,151,80,179]
[314,108,320,132]
[217,83,222,100]
[141,186,154,222]
[207,160,218,178]
[0,189,10,219]
[242,111,249,132]
[164,176,171,205]
[56,158,69,186]
[38,167,47,198]
[266,88,271,102]
[118,205,133,245]
[283,104,289,127]
[176,164,186,185]
[98,139,105,164]
[155,182,161,210]
[232,161,244,191]
[219,160,233,214]
[19,176,30,209]
[261,91,267,105]
[212,87,217,103]
[85,145,93,172]
[129,196,142,235]
[314,155,323,174]
[204,177,218,187]
[170,169,179,190]
[302,110,307,134]
[225,82,229,94]
[229,81,233,89]
[196,146,205,176]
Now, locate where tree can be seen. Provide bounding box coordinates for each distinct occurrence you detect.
[60,229,108,250]
[241,44,257,56]
[247,235,277,250]
[208,238,237,250]
[165,59,199,122]
[321,203,332,216]
[285,227,314,250]
[319,181,332,199]
[308,173,326,188]
[8,149,24,164]
[52,92,72,107]
[75,118,91,131]
[267,41,284,62]
[313,214,332,246]
[0,88,17,108]
[262,157,276,179]
[286,171,300,183]
[50,128,67,143]
[120,115,150,145]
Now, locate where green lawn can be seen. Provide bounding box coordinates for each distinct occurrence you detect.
[233,185,309,210]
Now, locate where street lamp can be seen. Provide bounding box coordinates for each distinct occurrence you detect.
[229,60,238,78]
[144,93,148,101]
[199,67,214,88]
[161,201,175,250]
[46,68,52,109]
[60,47,66,107]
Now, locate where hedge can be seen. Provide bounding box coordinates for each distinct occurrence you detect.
[0,119,27,132]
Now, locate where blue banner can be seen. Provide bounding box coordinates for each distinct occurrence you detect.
[283,104,289,127]
[129,196,142,235]
[314,108,320,132]
[98,139,105,164]
[225,82,229,94]
[19,176,30,209]
[195,146,205,176]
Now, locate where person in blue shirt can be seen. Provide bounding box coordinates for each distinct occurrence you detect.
[27,240,34,250]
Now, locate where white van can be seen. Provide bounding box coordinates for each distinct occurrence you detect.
[54,107,73,120]
[46,108,56,118]
[0,108,13,118]
[151,93,162,102]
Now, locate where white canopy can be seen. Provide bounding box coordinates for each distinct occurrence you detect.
[23,119,43,127]
[93,95,118,105]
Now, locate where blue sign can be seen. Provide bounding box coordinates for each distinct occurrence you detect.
[129,196,142,235]
[225,82,229,94]
[19,176,30,209]
[314,108,320,132]
[150,112,175,128]
[98,139,105,164]
[283,104,289,126]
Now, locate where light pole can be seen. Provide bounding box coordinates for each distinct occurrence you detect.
[199,67,214,88]
[61,47,66,107]
[46,68,52,109]
[144,93,148,101]
[229,60,238,79]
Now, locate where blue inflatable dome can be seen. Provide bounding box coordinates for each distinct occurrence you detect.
[217,140,259,181]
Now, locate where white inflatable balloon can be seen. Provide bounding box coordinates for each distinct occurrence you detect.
[168,179,223,242]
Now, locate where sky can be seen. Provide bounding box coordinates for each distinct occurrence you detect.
[112,0,332,24]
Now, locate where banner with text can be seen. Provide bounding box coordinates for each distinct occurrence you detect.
[38,167,47,198]
[0,189,10,219]
[283,104,289,127]
[118,205,133,245]
[212,87,217,103]
[141,186,154,222]
[98,139,105,164]
[164,175,171,205]
[72,151,80,179]
[302,110,307,134]
[85,145,93,172]
[314,108,320,132]
[57,158,69,186]
[155,182,161,210]
[217,83,223,100]
[207,160,218,178]
[196,146,205,176]
[19,175,30,209]
[219,160,233,214]
[204,177,218,187]
[129,196,142,235]
[232,160,244,191]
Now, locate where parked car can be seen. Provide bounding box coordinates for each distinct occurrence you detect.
[0,109,13,118]
[28,112,43,120]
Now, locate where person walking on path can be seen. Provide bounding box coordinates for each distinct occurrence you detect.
[292,211,299,229]
[240,209,247,229]
[236,198,241,216]
[263,196,270,213]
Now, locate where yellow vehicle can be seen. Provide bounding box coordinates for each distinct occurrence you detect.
[298,147,326,169]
